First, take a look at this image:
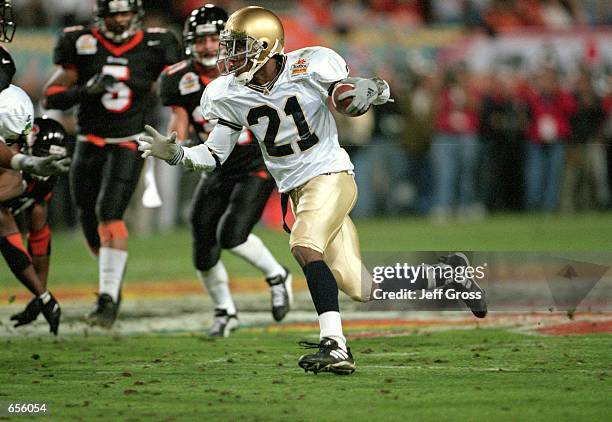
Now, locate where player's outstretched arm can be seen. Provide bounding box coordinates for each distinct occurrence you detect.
[337,77,391,114]
[138,124,239,172]
[10,154,71,177]
[42,67,80,110]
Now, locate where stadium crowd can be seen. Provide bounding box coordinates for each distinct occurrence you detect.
[8,0,612,224]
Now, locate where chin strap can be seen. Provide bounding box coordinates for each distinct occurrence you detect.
[235,40,282,86]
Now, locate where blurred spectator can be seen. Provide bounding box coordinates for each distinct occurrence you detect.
[369,0,425,26]
[296,0,336,30]
[430,65,483,221]
[479,67,529,211]
[560,68,608,211]
[352,92,407,217]
[538,0,576,28]
[523,66,577,211]
[12,0,50,27]
[43,0,94,27]
[483,0,544,33]
[399,72,439,214]
[431,0,469,24]
[602,69,612,207]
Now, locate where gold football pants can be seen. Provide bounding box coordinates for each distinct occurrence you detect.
[289,172,370,302]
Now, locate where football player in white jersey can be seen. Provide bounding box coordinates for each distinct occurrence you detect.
[139,6,487,374]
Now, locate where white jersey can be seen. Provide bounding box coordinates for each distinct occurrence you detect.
[201,46,353,192]
[0,84,34,143]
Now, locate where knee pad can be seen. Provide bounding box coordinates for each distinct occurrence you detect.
[218,228,249,250]
[217,214,251,250]
[192,238,221,272]
[98,220,129,243]
[27,225,51,257]
[0,233,32,275]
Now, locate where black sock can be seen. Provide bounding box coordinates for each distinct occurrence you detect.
[302,260,339,315]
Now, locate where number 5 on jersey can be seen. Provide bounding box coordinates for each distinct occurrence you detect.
[100,64,132,113]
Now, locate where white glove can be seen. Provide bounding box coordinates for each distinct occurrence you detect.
[337,77,391,114]
[11,154,71,177]
[138,125,183,164]
[183,144,218,172]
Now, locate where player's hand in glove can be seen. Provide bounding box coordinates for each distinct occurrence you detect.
[84,73,117,95]
[338,77,391,114]
[11,292,61,335]
[138,125,184,165]
[11,297,43,328]
[12,154,71,177]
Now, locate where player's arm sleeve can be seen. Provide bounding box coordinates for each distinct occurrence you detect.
[159,72,180,107]
[45,30,81,110]
[310,47,390,105]
[162,33,182,67]
[181,123,240,171]
[52,30,77,68]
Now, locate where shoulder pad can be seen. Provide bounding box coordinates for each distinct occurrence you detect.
[287,47,348,83]
[201,76,236,122]
[163,60,189,77]
[203,76,232,102]
[0,85,34,141]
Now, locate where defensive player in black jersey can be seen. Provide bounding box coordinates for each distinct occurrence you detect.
[158,5,292,337]
[42,0,181,328]
[1,117,68,335]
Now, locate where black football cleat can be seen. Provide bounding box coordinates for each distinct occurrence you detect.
[11,292,61,335]
[86,293,120,328]
[441,253,488,318]
[11,297,42,328]
[298,337,355,375]
[208,308,239,337]
[266,267,292,322]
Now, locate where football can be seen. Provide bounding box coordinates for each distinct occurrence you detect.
[329,83,369,116]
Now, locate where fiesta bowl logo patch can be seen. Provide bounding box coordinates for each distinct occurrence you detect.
[290,58,308,76]
[179,72,201,95]
[76,34,98,55]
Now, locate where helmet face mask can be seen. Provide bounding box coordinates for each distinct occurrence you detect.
[217,30,263,76]
[1,0,16,43]
[183,5,228,67]
[215,6,284,85]
[95,0,144,43]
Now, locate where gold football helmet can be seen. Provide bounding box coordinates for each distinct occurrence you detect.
[216,6,284,85]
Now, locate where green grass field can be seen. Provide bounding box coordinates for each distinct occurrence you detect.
[0,329,610,421]
[2,213,612,287]
[1,214,611,420]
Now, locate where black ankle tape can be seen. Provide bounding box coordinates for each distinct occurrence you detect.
[302,260,339,315]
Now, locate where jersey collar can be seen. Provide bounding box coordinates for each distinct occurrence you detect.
[91,28,144,57]
[245,55,286,95]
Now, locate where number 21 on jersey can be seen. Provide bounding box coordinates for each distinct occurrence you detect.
[247,95,319,158]
[100,64,132,113]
